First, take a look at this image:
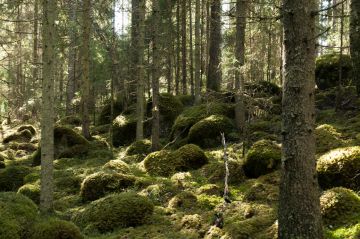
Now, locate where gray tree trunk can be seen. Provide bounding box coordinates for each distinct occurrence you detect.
[182,0,187,95]
[350,0,360,95]
[194,0,201,104]
[278,0,323,238]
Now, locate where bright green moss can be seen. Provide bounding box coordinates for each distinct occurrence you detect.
[168,191,198,210]
[30,218,83,239]
[3,129,33,144]
[17,183,40,204]
[126,139,152,156]
[103,159,130,174]
[315,124,346,154]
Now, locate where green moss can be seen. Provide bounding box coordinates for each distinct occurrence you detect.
[0,165,32,191]
[112,115,137,147]
[80,171,136,201]
[143,150,173,176]
[173,144,208,169]
[248,119,281,135]
[197,194,222,210]
[74,192,154,233]
[91,124,110,135]
[200,159,246,184]
[148,93,184,123]
[168,191,198,210]
[325,224,360,239]
[188,115,235,148]
[0,192,39,239]
[57,115,82,126]
[8,142,37,153]
[316,53,352,90]
[139,182,178,205]
[126,139,152,156]
[0,152,8,161]
[243,182,279,204]
[320,187,360,227]
[103,160,130,174]
[30,218,83,239]
[245,80,281,96]
[197,184,222,196]
[317,146,360,191]
[17,183,40,204]
[0,161,4,169]
[3,129,33,144]
[315,124,346,154]
[17,125,36,136]
[175,95,195,106]
[243,140,281,178]
[98,97,124,125]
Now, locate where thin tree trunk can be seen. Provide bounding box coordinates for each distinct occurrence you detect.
[175,2,180,95]
[278,0,323,237]
[182,0,187,94]
[350,0,360,95]
[194,0,201,104]
[33,0,39,93]
[40,0,56,214]
[189,0,194,96]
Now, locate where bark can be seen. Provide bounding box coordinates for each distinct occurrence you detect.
[207,0,222,92]
[166,0,173,94]
[40,0,56,214]
[181,0,187,94]
[350,0,360,95]
[189,0,194,96]
[33,0,39,92]
[194,0,201,104]
[278,0,323,238]
[175,3,181,95]
[81,0,91,140]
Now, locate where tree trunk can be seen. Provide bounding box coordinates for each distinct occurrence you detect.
[350,0,360,95]
[81,0,91,140]
[194,0,201,104]
[207,0,222,92]
[33,0,39,94]
[278,0,323,238]
[175,2,180,95]
[182,0,187,94]
[189,0,194,96]
[40,0,56,214]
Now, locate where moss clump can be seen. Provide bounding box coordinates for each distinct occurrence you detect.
[197,184,222,196]
[317,146,360,191]
[320,187,360,227]
[0,192,38,239]
[126,139,152,156]
[74,192,154,233]
[80,171,136,201]
[0,166,32,191]
[112,115,137,147]
[0,152,7,162]
[168,191,198,210]
[3,129,33,144]
[17,183,40,204]
[180,214,203,230]
[97,97,124,125]
[188,115,235,148]
[103,160,130,174]
[200,159,246,184]
[17,125,36,136]
[30,218,83,239]
[243,140,281,178]
[245,80,281,96]
[57,115,82,126]
[325,223,360,239]
[143,145,208,177]
[315,124,346,154]
[316,53,352,90]
[147,93,184,123]
[8,142,37,153]
[139,183,178,205]
[175,95,195,106]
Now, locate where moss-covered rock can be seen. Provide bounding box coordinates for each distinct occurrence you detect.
[57,115,82,126]
[0,152,7,162]
[147,93,184,123]
[0,166,32,191]
[102,160,130,174]
[168,191,198,210]
[80,171,136,201]
[98,97,124,125]
[74,192,154,233]
[17,183,40,204]
[197,184,222,196]
[8,142,37,153]
[17,125,36,136]
[30,218,83,239]
[200,159,246,184]
[143,150,174,177]
[243,140,281,178]
[316,54,352,90]
[139,183,178,205]
[112,115,137,147]
[0,192,38,239]
[175,95,195,106]
[315,124,346,154]
[320,187,360,227]
[188,115,235,148]
[317,146,360,191]
[3,129,33,144]
[173,144,208,170]
[126,139,152,156]
[245,80,281,97]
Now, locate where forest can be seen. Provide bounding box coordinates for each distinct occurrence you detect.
[0,0,359,238]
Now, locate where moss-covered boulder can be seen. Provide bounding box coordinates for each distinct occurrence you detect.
[317,146,360,190]
[0,166,32,191]
[80,172,136,201]
[315,53,352,90]
[30,218,83,239]
[112,115,137,147]
[17,183,40,204]
[57,115,82,126]
[0,192,38,239]
[9,142,37,153]
[126,139,152,156]
[168,191,198,210]
[243,140,281,178]
[173,144,208,169]
[245,80,281,97]
[98,97,124,125]
[188,115,235,148]
[3,129,33,144]
[200,159,246,184]
[32,126,90,166]
[102,160,130,174]
[17,125,36,136]
[315,124,346,154]
[143,150,173,177]
[74,192,154,233]
[320,187,360,227]
[147,93,184,124]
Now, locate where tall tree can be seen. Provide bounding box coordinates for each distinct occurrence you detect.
[189,0,194,96]
[350,0,360,95]
[40,0,56,214]
[207,0,222,92]
[32,0,39,93]
[278,0,323,238]
[181,0,187,94]
[194,0,201,104]
[81,0,91,140]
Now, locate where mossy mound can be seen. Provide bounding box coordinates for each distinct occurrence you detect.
[0,166,32,191]
[0,152,7,162]
[317,146,360,190]
[126,139,152,156]
[197,184,222,196]
[3,129,33,144]
[243,182,279,204]
[91,124,110,135]
[80,171,136,201]
[98,97,124,125]
[320,187,360,227]
[168,191,198,210]
[188,115,235,148]
[74,192,154,233]
[147,93,184,123]
[57,115,82,126]
[17,125,36,136]
[112,115,137,147]
[30,218,83,239]
[8,142,37,153]
[200,159,246,184]
[175,95,195,106]
[32,126,90,166]
[243,140,281,178]
[102,160,130,174]
[315,53,352,90]
[245,80,281,97]
[0,192,38,239]
[139,183,178,205]
[248,119,281,136]
[315,124,346,154]
[17,183,40,204]
[143,144,208,177]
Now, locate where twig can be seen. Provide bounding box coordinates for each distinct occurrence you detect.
[312,0,347,16]
[221,132,230,203]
